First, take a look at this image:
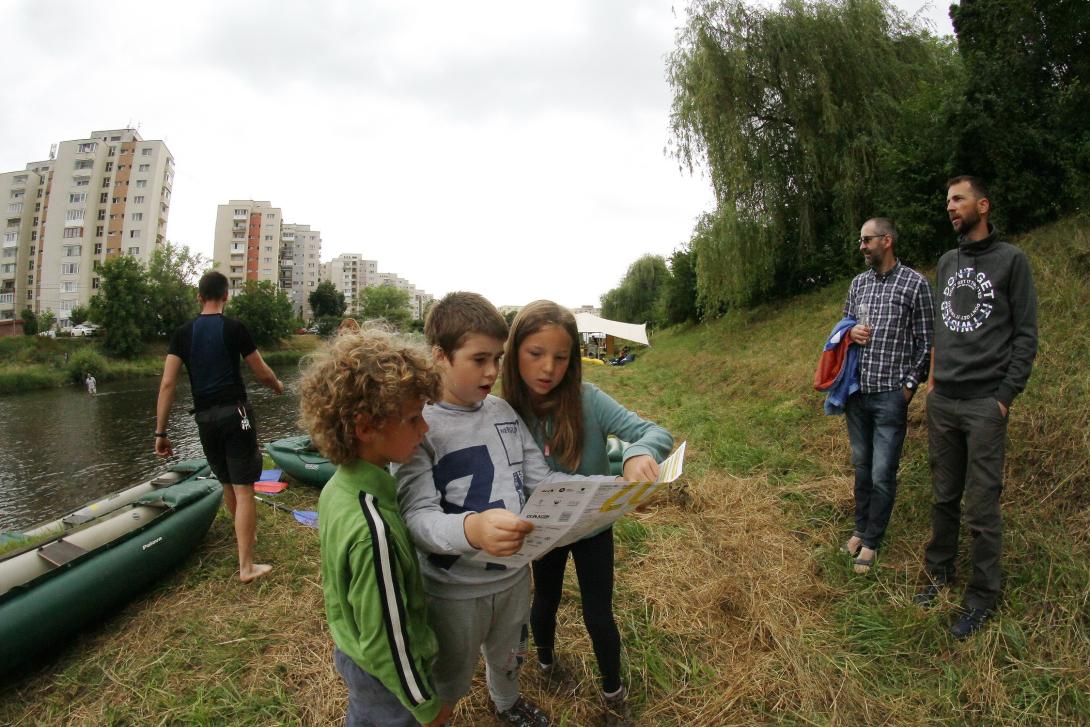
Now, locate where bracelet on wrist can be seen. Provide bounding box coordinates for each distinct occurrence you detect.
[154,431,168,438]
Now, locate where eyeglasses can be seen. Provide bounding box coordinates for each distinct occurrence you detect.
[857,235,886,245]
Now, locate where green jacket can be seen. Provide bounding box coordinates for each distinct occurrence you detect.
[319,459,441,724]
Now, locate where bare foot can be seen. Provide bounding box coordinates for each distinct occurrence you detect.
[240,564,272,583]
[843,535,863,556]
[853,547,876,574]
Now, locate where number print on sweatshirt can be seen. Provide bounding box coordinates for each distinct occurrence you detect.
[432,445,505,514]
[941,266,996,333]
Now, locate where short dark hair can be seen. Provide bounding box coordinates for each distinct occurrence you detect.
[946,175,989,200]
[198,271,229,302]
[424,292,508,357]
[867,217,898,245]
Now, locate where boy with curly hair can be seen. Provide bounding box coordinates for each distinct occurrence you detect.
[299,329,452,727]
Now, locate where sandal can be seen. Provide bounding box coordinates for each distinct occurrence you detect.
[840,537,862,557]
[852,548,876,574]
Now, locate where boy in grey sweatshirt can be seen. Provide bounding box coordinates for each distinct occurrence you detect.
[395,292,614,727]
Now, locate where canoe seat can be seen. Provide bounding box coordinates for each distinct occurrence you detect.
[62,512,97,526]
[152,471,186,487]
[37,539,88,567]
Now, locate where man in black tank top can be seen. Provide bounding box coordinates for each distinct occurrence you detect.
[155,271,285,583]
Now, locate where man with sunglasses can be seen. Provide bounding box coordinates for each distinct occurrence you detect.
[841,218,934,575]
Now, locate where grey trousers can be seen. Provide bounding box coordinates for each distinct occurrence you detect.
[333,648,418,727]
[924,392,1009,610]
[427,569,530,713]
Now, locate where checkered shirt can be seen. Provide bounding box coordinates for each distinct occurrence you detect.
[842,261,934,394]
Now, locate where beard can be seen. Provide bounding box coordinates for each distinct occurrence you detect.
[953,207,981,233]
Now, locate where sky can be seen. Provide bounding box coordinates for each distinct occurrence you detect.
[2,1,955,310]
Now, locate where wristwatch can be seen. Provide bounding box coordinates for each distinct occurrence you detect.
[905,381,917,392]
[154,431,169,438]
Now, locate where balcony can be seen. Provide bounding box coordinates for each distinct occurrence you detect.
[0,293,15,306]
[2,239,17,250]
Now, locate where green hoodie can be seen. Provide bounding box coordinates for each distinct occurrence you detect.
[319,459,441,724]
[933,225,1038,407]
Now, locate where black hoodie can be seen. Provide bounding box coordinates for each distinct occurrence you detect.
[933,225,1037,407]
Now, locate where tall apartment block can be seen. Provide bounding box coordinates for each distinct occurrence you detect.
[322,253,432,319]
[212,201,281,291]
[1,128,173,325]
[279,223,322,320]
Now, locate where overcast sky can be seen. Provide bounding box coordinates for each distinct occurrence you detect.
[2,0,954,310]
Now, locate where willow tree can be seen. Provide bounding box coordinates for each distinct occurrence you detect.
[668,0,954,311]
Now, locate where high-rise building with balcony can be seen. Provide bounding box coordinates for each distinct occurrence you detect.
[279,223,322,320]
[212,201,282,292]
[0,169,45,321]
[323,253,378,314]
[0,129,173,326]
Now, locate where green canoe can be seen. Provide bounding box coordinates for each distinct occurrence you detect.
[266,436,336,487]
[0,461,221,679]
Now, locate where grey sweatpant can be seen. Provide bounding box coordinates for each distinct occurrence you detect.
[427,568,530,712]
[924,392,1009,610]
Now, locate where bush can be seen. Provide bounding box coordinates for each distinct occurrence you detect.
[65,347,108,384]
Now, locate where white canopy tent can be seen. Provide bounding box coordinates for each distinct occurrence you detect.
[574,312,649,346]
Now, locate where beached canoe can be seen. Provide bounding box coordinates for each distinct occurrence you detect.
[0,461,222,678]
[266,436,335,487]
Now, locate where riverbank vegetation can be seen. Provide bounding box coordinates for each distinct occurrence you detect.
[1,218,1085,725]
[0,335,322,396]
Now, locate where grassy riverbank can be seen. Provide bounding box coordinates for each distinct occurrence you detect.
[1,218,1087,725]
[0,335,322,396]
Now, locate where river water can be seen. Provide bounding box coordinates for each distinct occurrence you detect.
[0,367,307,531]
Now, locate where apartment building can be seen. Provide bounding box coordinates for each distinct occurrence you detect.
[279,223,322,320]
[0,129,173,325]
[1,169,44,320]
[212,201,281,291]
[323,253,377,314]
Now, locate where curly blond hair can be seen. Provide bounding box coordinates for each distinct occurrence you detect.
[298,328,442,465]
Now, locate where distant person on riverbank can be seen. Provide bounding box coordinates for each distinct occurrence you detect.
[914,176,1037,640]
[299,329,452,727]
[84,373,97,395]
[838,218,934,575]
[503,300,673,726]
[154,271,284,584]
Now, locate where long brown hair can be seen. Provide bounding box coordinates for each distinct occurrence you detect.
[502,300,584,471]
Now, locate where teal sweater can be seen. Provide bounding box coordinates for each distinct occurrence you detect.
[525,382,673,534]
[319,459,441,724]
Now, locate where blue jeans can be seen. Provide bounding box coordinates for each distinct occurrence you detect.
[333,647,417,727]
[845,389,908,550]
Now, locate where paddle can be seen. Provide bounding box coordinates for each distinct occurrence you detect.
[254,496,318,529]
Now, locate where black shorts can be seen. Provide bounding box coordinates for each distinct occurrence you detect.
[195,402,262,486]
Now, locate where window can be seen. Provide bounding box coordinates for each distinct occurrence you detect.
[74,159,93,170]
[92,277,99,289]
[10,190,24,200]
[65,209,85,223]
[108,146,116,157]
[61,262,79,275]
[128,246,140,255]
[59,300,74,312]
[138,164,150,172]
[131,212,143,222]
[100,193,108,204]
[133,196,144,204]
[76,142,97,153]
[97,210,106,221]
[101,177,111,188]
[0,264,14,274]
[27,275,33,285]
[6,203,21,214]
[61,281,77,293]
[63,228,83,238]
[129,229,140,239]
[105,162,113,172]
[73,178,89,187]
[135,179,147,188]
[234,208,247,216]
[94,243,102,254]
[64,245,81,257]
[141,148,152,156]
[69,193,86,205]
[13,174,27,184]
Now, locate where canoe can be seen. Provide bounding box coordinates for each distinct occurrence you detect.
[266,436,335,487]
[0,460,222,678]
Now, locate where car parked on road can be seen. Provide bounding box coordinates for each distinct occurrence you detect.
[70,324,100,337]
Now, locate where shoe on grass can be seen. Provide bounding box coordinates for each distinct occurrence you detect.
[601,686,632,727]
[951,606,994,640]
[496,696,551,727]
[538,658,578,694]
[852,547,876,575]
[912,580,947,608]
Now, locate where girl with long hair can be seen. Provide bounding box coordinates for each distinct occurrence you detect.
[502,300,672,726]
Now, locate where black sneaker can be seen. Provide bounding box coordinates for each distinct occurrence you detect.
[951,607,994,640]
[602,686,632,727]
[496,697,551,727]
[912,580,947,608]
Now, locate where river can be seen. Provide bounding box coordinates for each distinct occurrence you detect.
[0,367,306,531]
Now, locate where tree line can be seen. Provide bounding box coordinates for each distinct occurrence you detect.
[600,0,1087,327]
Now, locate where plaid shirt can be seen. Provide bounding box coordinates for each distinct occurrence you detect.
[843,261,934,393]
